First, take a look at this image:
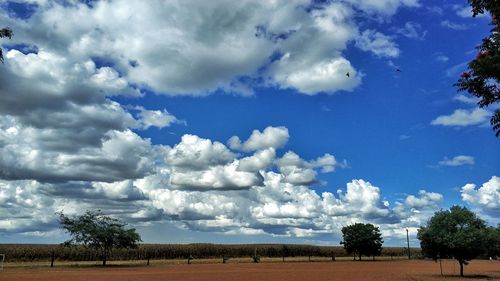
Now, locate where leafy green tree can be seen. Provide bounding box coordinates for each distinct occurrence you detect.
[417,206,488,277]
[0,27,13,63]
[486,225,500,258]
[58,210,142,266]
[340,223,383,260]
[455,0,500,137]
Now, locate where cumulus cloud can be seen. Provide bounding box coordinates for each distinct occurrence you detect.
[0,0,419,97]
[355,30,400,58]
[228,126,289,152]
[1,125,441,239]
[438,155,475,167]
[132,106,182,130]
[0,0,434,241]
[461,176,500,213]
[0,123,155,182]
[431,108,491,127]
[166,135,235,170]
[405,190,443,209]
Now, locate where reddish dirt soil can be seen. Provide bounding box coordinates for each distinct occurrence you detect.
[2,260,499,281]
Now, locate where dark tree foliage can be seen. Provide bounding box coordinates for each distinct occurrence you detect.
[58,210,142,266]
[417,206,488,277]
[340,223,383,260]
[0,27,13,63]
[455,1,500,137]
[486,225,500,258]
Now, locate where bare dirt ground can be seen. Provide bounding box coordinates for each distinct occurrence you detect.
[1,259,499,281]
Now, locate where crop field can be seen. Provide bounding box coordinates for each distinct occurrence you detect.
[1,259,499,281]
[0,244,419,263]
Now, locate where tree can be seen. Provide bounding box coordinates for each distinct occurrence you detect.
[417,206,488,277]
[486,225,500,259]
[58,210,142,266]
[0,27,13,63]
[340,223,383,260]
[455,1,500,137]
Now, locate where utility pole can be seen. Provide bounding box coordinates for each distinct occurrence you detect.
[406,229,411,260]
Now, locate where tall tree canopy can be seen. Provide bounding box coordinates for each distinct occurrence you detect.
[417,206,488,277]
[0,27,13,63]
[340,223,383,260]
[455,0,500,136]
[58,210,142,266]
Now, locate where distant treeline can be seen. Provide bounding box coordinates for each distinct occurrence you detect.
[0,244,420,262]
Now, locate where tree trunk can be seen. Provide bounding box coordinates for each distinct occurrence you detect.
[50,250,55,267]
[459,260,464,277]
[102,249,107,266]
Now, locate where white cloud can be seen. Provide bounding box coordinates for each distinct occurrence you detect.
[435,55,449,62]
[396,22,426,40]
[461,176,500,212]
[237,148,276,172]
[0,1,441,241]
[345,0,420,15]
[355,30,400,58]
[133,106,182,130]
[431,108,491,127]
[454,94,479,105]
[0,0,420,97]
[310,154,337,173]
[440,20,469,30]
[438,155,475,167]
[228,126,289,152]
[272,57,362,95]
[405,190,443,209]
[453,5,485,18]
[165,134,235,170]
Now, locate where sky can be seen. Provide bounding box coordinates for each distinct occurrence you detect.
[0,0,499,247]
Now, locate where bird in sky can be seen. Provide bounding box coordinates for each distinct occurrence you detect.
[346,72,350,77]
[396,68,402,72]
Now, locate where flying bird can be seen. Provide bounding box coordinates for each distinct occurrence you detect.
[346,72,350,77]
[396,68,402,72]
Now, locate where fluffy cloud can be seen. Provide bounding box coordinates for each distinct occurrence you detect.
[461,176,500,213]
[438,155,475,167]
[1,125,443,240]
[0,49,180,183]
[431,108,490,127]
[165,135,235,170]
[355,30,400,58]
[0,0,436,241]
[0,0,418,96]
[0,122,155,182]
[405,190,443,209]
[228,126,289,152]
[132,106,182,130]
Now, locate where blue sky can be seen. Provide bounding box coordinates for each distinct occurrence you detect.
[0,0,498,247]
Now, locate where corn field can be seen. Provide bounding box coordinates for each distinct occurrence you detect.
[0,244,421,263]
